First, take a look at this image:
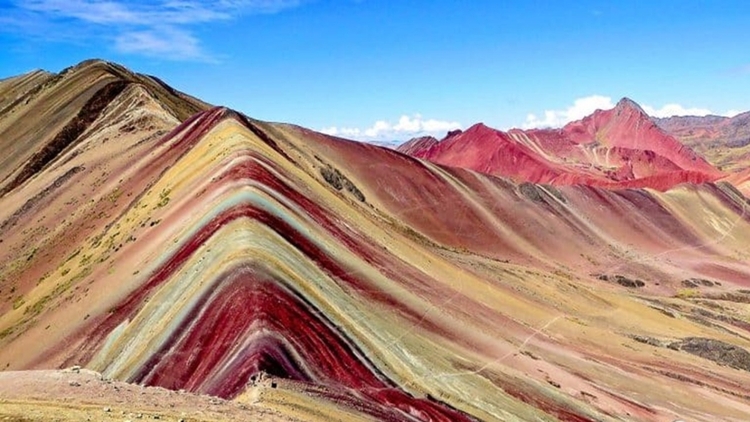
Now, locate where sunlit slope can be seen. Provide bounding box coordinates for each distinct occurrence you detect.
[2,103,750,421]
[0,59,208,196]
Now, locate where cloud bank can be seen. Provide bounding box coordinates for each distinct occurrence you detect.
[523,95,738,129]
[321,114,462,142]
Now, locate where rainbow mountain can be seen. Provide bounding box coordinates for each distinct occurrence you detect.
[1,60,750,421]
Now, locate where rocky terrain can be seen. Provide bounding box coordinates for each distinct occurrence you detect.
[656,112,750,169]
[656,113,750,195]
[0,368,295,421]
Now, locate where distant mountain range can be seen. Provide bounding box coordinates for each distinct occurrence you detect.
[397,98,749,195]
[655,112,750,171]
[363,139,404,149]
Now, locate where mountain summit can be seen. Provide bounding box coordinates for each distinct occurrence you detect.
[615,96,648,114]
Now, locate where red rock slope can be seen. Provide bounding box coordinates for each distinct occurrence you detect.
[400,98,724,190]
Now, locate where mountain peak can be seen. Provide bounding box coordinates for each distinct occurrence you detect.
[464,122,495,134]
[615,97,647,115]
[57,58,136,81]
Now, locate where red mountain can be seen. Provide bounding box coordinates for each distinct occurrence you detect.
[399,98,724,190]
[395,135,439,155]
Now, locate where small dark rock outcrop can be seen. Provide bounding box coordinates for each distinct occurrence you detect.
[444,129,463,139]
[669,337,750,372]
[630,335,666,347]
[320,165,365,202]
[681,278,715,288]
[519,183,543,203]
[597,274,645,288]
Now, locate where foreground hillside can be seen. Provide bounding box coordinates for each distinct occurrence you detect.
[2,61,750,421]
[0,369,292,421]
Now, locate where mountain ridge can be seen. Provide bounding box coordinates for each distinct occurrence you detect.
[398,97,726,191]
[0,59,209,198]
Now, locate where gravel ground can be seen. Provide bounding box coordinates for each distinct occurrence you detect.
[0,369,291,422]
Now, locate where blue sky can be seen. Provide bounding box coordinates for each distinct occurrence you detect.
[1,1,749,141]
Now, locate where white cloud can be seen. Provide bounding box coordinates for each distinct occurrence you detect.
[21,0,147,24]
[115,26,207,61]
[6,0,304,60]
[18,0,300,24]
[723,109,741,118]
[523,95,738,129]
[320,126,361,138]
[364,120,392,138]
[321,114,462,142]
[641,104,713,118]
[523,95,614,129]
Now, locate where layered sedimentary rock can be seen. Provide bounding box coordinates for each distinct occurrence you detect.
[2,61,750,421]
